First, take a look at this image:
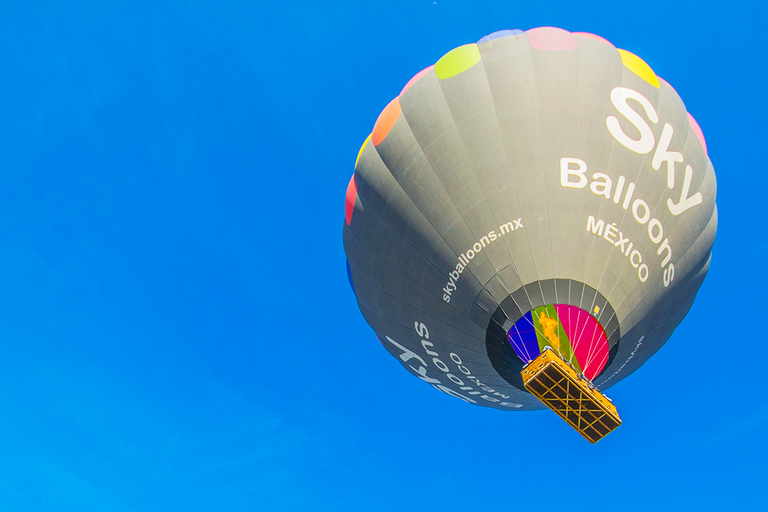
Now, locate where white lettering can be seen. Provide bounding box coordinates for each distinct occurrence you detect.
[414,321,429,339]
[613,175,626,204]
[657,238,673,267]
[590,172,612,198]
[433,358,449,373]
[431,383,477,404]
[587,215,605,236]
[614,232,630,252]
[421,339,438,357]
[663,263,675,287]
[560,157,588,188]
[638,264,649,282]
[648,218,664,244]
[652,123,684,188]
[606,87,658,154]
[622,182,635,210]
[385,336,427,369]
[442,221,523,299]
[667,164,703,215]
[632,198,650,224]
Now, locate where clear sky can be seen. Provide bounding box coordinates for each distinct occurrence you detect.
[0,1,765,510]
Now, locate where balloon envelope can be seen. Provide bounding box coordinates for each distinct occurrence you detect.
[343,27,716,410]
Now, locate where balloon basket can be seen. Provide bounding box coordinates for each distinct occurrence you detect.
[522,348,621,443]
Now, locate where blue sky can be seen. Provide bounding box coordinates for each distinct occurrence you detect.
[0,1,765,510]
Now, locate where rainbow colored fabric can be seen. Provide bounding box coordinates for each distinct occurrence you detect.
[507,305,609,380]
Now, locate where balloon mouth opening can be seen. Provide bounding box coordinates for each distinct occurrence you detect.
[505,304,609,381]
[484,279,621,392]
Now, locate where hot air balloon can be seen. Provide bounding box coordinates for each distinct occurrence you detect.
[342,27,716,442]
